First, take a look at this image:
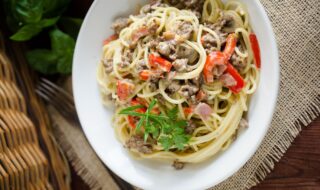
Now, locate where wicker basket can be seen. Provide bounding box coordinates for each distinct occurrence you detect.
[0,33,70,190]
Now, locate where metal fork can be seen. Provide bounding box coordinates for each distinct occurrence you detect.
[36,78,79,123]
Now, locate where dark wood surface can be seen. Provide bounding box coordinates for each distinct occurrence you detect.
[69,1,320,189]
[71,117,320,190]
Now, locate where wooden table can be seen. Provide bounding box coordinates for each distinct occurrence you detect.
[71,117,320,190]
[69,1,320,189]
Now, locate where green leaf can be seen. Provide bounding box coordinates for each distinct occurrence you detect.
[50,28,75,55]
[10,17,59,41]
[167,106,178,120]
[39,17,60,27]
[159,136,173,151]
[26,49,58,74]
[58,17,83,39]
[15,0,44,23]
[173,134,189,150]
[135,117,146,132]
[50,28,75,74]
[173,120,188,129]
[10,24,42,41]
[57,54,72,74]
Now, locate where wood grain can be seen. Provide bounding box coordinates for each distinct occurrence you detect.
[69,0,320,189]
[253,117,320,190]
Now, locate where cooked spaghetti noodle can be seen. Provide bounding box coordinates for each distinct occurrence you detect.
[97,0,260,167]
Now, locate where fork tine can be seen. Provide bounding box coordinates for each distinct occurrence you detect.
[36,87,75,120]
[38,81,75,110]
[40,78,74,103]
[36,80,78,121]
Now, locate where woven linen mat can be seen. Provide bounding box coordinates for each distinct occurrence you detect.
[51,0,320,189]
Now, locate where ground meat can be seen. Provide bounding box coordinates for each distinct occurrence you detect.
[206,12,234,31]
[239,118,249,129]
[149,82,158,91]
[172,59,188,72]
[146,20,160,36]
[190,75,204,88]
[172,160,185,170]
[167,0,204,15]
[172,21,193,40]
[112,18,130,34]
[119,49,133,68]
[126,135,153,154]
[176,44,196,59]
[149,38,161,50]
[118,61,130,68]
[213,64,227,78]
[157,42,171,56]
[136,59,148,72]
[220,73,237,87]
[202,31,227,54]
[179,84,199,99]
[202,33,218,49]
[102,58,113,73]
[230,53,247,70]
[185,121,196,134]
[167,81,181,93]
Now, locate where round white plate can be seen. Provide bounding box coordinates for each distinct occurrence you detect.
[73,1,279,189]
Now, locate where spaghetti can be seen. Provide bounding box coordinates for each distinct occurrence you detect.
[97,0,260,167]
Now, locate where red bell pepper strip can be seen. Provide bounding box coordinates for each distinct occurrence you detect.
[225,63,245,93]
[139,70,153,81]
[249,33,261,68]
[103,34,118,45]
[148,54,172,72]
[128,116,137,128]
[183,107,194,117]
[117,80,135,101]
[203,51,226,83]
[223,33,237,60]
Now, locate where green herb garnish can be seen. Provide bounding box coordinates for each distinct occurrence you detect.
[119,99,191,151]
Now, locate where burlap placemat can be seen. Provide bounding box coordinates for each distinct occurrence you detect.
[51,0,320,189]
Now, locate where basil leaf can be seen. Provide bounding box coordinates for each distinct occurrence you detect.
[15,0,44,23]
[57,54,72,74]
[50,28,75,74]
[10,24,42,41]
[50,28,75,55]
[27,49,58,74]
[10,17,59,41]
[40,17,60,27]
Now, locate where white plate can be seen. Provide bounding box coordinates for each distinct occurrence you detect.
[73,1,279,189]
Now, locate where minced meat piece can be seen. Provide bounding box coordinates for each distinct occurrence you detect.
[126,135,153,154]
[112,18,130,34]
[179,84,199,99]
[172,160,185,170]
[103,58,113,73]
[172,59,188,72]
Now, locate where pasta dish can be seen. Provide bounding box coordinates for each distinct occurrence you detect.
[97,0,261,169]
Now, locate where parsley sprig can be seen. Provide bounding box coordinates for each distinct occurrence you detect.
[119,99,191,151]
